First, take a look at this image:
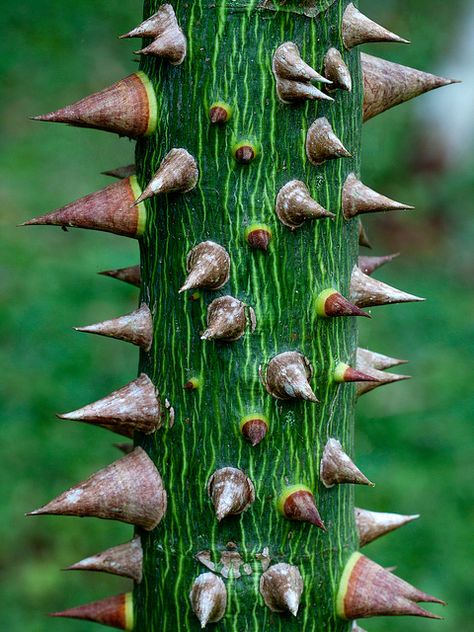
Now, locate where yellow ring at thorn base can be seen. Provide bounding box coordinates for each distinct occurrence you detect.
[125,592,134,631]
[277,484,313,515]
[335,552,362,619]
[129,175,147,237]
[239,413,269,431]
[136,71,158,136]
[316,288,338,317]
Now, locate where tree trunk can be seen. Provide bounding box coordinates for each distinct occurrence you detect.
[135,1,359,630]
[26,0,455,630]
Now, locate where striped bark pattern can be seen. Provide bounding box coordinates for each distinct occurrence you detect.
[135,1,360,629]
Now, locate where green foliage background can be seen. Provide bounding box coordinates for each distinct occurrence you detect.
[0,1,472,630]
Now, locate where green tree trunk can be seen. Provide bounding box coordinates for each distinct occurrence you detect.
[26,0,453,629]
[135,1,359,630]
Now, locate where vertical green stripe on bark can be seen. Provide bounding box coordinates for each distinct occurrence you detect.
[135,1,361,629]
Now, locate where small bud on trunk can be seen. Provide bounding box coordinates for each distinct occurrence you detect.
[232,141,258,164]
[342,3,409,50]
[240,414,269,446]
[209,101,232,124]
[184,377,201,391]
[245,224,272,251]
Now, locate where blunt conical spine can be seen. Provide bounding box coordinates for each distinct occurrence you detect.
[207,467,255,521]
[358,253,399,276]
[190,572,227,627]
[272,42,333,103]
[135,148,199,204]
[277,485,325,530]
[75,303,153,351]
[324,48,352,92]
[342,3,409,50]
[262,351,318,402]
[57,373,161,437]
[362,52,458,121]
[99,265,141,287]
[65,536,143,583]
[343,173,414,219]
[21,176,146,238]
[356,508,420,547]
[129,5,187,64]
[32,72,157,137]
[320,439,374,488]
[102,164,136,179]
[201,296,255,342]
[337,552,445,620]
[50,593,134,631]
[316,288,370,319]
[356,368,411,397]
[27,447,167,530]
[120,4,175,38]
[276,180,334,229]
[180,241,230,293]
[358,220,372,248]
[306,117,351,166]
[350,266,425,308]
[357,347,407,372]
[260,563,304,616]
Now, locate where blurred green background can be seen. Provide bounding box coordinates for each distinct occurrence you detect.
[0,1,472,630]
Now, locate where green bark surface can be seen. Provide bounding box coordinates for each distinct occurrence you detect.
[135,1,361,629]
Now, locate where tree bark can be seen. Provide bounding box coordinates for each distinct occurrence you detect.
[135,1,360,629]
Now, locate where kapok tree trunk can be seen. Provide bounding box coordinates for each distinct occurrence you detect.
[25,1,456,631]
[135,2,360,631]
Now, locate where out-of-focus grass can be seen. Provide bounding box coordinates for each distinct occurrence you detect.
[0,1,472,631]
